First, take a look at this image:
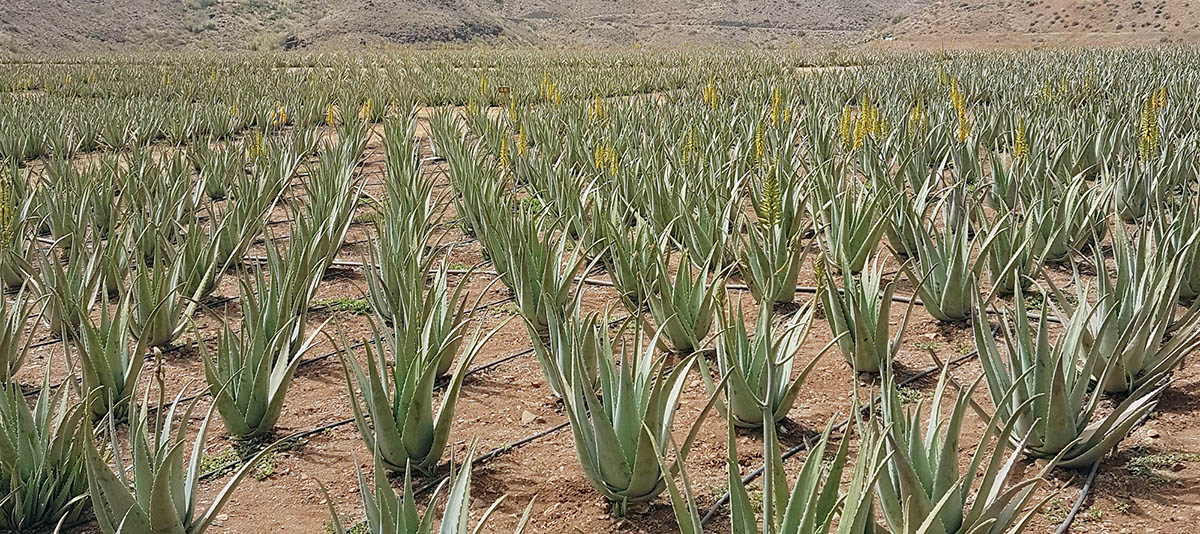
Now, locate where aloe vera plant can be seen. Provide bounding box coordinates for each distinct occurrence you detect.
[548,319,717,510]
[480,205,588,335]
[324,448,534,534]
[0,162,34,289]
[295,125,367,272]
[342,318,500,474]
[882,158,937,258]
[36,242,104,336]
[178,218,225,303]
[898,196,978,323]
[402,261,479,377]
[1026,176,1108,264]
[37,167,93,252]
[211,155,290,268]
[1067,221,1200,393]
[1168,198,1200,303]
[702,301,829,428]
[0,285,36,382]
[128,240,196,349]
[812,166,889,274]
[242,236,326,360]
[0,380,90,532]
[740,165,810,304]
[974,286,1163,468]
[83,387,281,534]
[529,307,602,399]
[70,295,148,419]
[977,204,1053,297]
[365,137,439,326]
[201,262,329,439]
[98,228,134,298]
[819,254,915,374]
[645,249,723,355]
[191,139,246,201]
[598,212,661,312]
[875,367,1054,534]
[655,410,887,534]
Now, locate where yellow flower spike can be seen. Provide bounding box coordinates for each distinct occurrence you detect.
[608,143,618,175]
[518,124,528,156]
[1013,117,1029,161]
[1139,92,1161,162]
[907,101,926,137]
[499,136,510,169]
[703,76,718,109]
[246,129,264,160]
[950,78,971,143]
[230,103,238,116]
[755,125,766,166]
[0,171,12,249]
[760,170,781,230]
[359,99,373,121]
[839,105,854,149]
[326,103,337,126]
[479,71,489,94]
[685,126,697,164]
[770,86,782,126]
[852,101,870,151]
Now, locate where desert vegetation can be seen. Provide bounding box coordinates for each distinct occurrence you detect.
[0,47,1197,533]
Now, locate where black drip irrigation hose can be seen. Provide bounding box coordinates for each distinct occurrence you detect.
[19,263,372,400]
[1054,461,1102,534]
[700,350,982,525]
[17,226,486,395]
[148,294,516,417]
[195,311,629,484]
[1054,406,1158,533]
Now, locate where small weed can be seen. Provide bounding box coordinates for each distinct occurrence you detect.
[1078,506,1102,523]
[518,195,544,213]
[251,451,276,481]
[352,211,382,225]
[913,340,939,351]
[199,449,239,476]
[896,386,924,405]
[1114,499,1131,514]
[324,518,370,534]
[1127,447,1198,479]
[314,297,371,315]
[495,302,521,316]
[1043,497,1067,524]
[953,340,974,355]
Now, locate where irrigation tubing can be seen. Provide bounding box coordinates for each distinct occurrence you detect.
[1054,461,1102,534]
[700,349,982,525]
[1054,402,1159,533]
[195,311,630,483]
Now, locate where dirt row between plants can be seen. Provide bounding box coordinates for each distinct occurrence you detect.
[8,100,1197,534]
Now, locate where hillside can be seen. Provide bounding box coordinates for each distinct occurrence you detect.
[882,0,1200,48]
[0,0,926,53]
[4,0,1199,53]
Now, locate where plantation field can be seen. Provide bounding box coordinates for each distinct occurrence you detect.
[1,49,1199,534]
